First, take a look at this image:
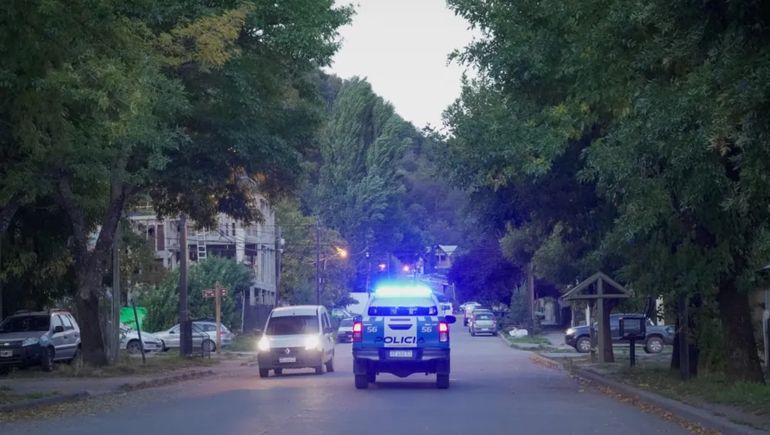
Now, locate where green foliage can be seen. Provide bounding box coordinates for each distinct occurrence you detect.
[0,0,351,363]
[138,257,252,332]
[275,199,352,307]
[504,289,530,329]
[448,239,521,306]
[446,0,770,381]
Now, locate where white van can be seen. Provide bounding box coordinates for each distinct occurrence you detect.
[256,305,336,378]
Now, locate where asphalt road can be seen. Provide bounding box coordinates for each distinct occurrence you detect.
[2,325,690,435]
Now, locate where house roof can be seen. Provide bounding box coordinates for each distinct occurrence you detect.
[437,245,458,256]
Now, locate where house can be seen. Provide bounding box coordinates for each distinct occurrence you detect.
[128,194,279,311]
[434,245,457,270]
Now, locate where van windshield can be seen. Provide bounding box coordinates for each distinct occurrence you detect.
[266,316,319,335]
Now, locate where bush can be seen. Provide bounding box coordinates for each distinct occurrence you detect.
[137,257,253,332]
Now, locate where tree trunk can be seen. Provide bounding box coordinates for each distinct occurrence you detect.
[717,281,765,383]
[57,175,129,367]
[603,299,615,363]
[75,288,108,366]
[670,296,699,378]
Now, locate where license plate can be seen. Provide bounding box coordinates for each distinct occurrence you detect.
[389,350,413,358]
[0,350,12,358]
[278,357,296,363]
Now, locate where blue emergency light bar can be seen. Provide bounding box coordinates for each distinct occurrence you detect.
[373,282,433,298]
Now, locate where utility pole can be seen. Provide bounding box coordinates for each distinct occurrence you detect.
[275,226,282,305]
[528,262,535,332]
[179,215,191,357]
[110,223,121,363]
[0,238,3,321]
[315,219,321,305]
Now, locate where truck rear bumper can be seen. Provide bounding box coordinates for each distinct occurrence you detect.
[353,348,450,377]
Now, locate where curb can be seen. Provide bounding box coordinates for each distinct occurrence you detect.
[0,369,216,413]
[497,332,514,347]
[0,391,90,413]
[571,366,766,435]
[117,369,216,392]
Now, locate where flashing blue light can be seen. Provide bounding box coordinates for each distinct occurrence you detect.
[373,282,433,298]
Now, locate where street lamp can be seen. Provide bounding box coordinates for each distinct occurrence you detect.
[315,244,349,305]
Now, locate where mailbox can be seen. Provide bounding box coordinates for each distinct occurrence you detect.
[619,314,646,367]
[619,314,646,341]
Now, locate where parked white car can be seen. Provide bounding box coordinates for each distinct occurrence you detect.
[120,325,163,354]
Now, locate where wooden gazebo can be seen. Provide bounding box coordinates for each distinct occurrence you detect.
[562,272,632,363]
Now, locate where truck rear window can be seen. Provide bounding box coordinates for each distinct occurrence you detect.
[368,306,438,316]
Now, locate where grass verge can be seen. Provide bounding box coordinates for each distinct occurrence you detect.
[613,366,770,417]
[0,386,59,405]
[6,353,218,379]
[227,333,258,352]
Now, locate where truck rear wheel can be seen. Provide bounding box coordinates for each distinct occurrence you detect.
[355,374,369,389]
[437,374,449,389]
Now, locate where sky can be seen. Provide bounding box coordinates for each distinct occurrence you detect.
[327,0,479,129]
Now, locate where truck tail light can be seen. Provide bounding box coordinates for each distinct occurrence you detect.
[439,322,449,342]
[353,321,363,342]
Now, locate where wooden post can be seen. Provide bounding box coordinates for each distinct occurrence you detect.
[597,279,606,363]
[215,282,222,355]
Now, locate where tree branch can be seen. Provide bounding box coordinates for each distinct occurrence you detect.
[56,176,88,260]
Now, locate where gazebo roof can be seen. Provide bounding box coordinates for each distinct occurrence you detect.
[562,271,632,301]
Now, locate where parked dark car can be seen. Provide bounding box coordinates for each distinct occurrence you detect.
[337,317,354,343]
[0,309,81,373]
[564,313,674,354]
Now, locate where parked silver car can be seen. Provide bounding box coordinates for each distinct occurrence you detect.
[0,310,81,372]
[469,311,497,336]
[120,324,163,354]
[154,321,233,353]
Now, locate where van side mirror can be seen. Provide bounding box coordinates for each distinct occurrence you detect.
[444,315,457,324]
[53,325,64,333]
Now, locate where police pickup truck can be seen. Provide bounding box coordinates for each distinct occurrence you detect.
[352,283,456,389]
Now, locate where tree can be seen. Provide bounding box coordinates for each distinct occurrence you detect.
[446,0,770,382]
[313,77,419,288]
[0,0,352,365]
[448,239,521,307]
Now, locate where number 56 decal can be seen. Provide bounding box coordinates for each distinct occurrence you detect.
[421,325,433,333]
[366,326,378,333]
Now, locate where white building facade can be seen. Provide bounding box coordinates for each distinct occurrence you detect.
[128,195,279,307]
